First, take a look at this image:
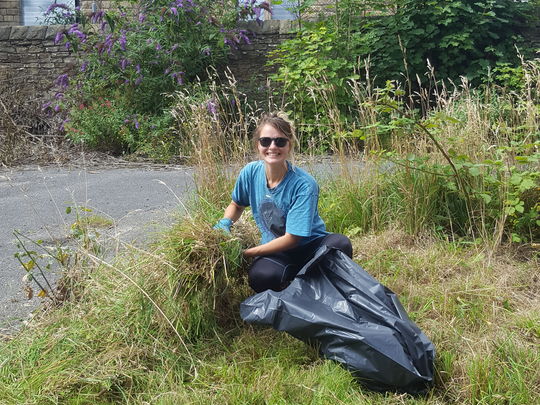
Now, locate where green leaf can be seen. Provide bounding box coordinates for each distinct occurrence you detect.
[66,206,72,214]
[519,178,536,192]
[105,13,116,33]
[479,193,492,204]
[468,166,481,177]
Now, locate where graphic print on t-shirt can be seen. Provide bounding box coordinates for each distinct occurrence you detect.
[259,197,286,238]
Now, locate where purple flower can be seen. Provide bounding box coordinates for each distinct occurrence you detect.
[239,30,251,45]
[170,7,178,16]
[254,7,262,21]
[135,64,141,74]
[54,105,61,113]
[120,58,129,70]
[207,99,217,119]
[55,74,69,89]
[202,47,211,56]
[42,101,52,110]
[65,41,71,50]
[91,10,104,24]
[68,24,86,41]
[171,71,184,85]
[119,31,127,51]
[135,76,143,86]
[80,61,89,72]
[171,44,179,51]
[54,31,64,45]
[155,43,161,51]
[224,38,236,49]
[164,68,171,75]
[133,118,140,130]
[101,34,115,55]
[54,92,64,100]
[138,13,146,23]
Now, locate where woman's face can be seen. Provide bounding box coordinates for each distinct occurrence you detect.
[257,124,291,166]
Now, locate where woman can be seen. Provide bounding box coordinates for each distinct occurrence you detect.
[214,112,352,293]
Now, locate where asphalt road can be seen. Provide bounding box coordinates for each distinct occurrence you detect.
[0,164,195,334]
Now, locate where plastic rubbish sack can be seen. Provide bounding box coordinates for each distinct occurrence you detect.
[240,246,435,394]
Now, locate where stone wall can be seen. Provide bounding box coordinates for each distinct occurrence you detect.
[0,25,74,89]
[0,20,294,97]
[0,0,20,26]
[228,20,298,98]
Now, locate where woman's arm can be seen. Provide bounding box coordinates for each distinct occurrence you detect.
[243,232,301,257]
[223,200,245,222]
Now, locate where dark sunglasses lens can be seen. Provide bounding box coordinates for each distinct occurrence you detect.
[274,138,288,147]
[259,137,288,147]
[259,137,272,147]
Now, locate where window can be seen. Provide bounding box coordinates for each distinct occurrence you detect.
[21,0,77,26]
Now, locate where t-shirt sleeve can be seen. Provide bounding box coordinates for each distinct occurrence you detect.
[231,165,251,207]
[286,184,319,237]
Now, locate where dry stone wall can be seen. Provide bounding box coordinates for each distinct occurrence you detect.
[0,20,294,98]
[0,24,74,89]
[227,20,297,98]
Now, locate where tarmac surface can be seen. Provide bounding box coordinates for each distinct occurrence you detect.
[0,164,196,335]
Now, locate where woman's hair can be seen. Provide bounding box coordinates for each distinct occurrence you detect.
[253,112,296,152]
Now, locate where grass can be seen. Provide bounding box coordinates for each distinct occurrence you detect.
[1,59,538,404]
[1,208,538,404]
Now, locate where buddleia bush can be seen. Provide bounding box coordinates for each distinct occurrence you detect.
[47,0,269,155]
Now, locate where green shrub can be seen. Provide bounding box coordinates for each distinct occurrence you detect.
[269,24,358,146]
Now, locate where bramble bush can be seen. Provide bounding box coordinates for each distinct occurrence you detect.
[47,0,269,155]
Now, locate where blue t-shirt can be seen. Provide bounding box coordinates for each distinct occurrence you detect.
[232,160,328,245]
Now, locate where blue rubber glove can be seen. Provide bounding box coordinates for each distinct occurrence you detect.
[213,218,232,233]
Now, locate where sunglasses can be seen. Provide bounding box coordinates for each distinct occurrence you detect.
[258,137,289,148]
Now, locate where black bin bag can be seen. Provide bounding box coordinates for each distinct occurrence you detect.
[240,246,435,394]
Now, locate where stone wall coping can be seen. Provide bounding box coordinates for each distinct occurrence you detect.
[238,20,299,35]
[0,26,11,40]
[1,20,296,40]
[0,25,69,41]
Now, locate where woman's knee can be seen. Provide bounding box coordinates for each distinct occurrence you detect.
[248,256,292,293]
[322,233,353,258]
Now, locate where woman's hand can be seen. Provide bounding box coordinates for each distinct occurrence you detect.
[213,201,245,234]
[243,233,301,258]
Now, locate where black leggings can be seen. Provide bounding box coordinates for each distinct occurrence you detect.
[248,233,352,293]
